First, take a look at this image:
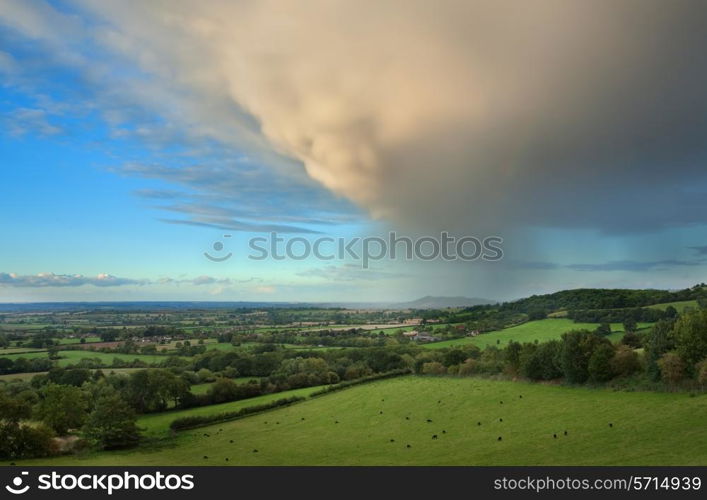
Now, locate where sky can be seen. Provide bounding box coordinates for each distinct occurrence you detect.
[1,0,707,303]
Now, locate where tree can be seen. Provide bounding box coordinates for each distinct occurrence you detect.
[622,318,638,334]
[657,353,686,386]
[520,341,562,381]
[594,323,611,336]
[610,345,641,377]
[588,344,615,382]
[35,384,87,435]
[620,331,642,349]
[560,330,609,384]
[696,359,707,387]
[0,390,55,460]
[504,341,522,374]
[645,320,675,381]
[125,369,191,413]
[207,378,239,404]
[672,309,707,371]
[83,393,140,449]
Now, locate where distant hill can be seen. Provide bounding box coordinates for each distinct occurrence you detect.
[396,296,496,309]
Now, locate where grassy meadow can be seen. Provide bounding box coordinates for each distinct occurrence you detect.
[423,319,652,350]
[7,376,705,466]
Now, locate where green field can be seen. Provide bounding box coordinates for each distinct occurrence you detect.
[2,350,174,367]
[648,300,698,313]
[136,384,328,437]
[423,319,652,350]
[8,376,705,466]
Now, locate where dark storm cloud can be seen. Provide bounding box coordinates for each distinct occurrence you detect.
[3,0,707,235]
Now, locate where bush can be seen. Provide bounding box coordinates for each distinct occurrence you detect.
[611,345,641,377]
[658,352,686,386]
[696,359,707,387]
[83,393,141,450]
[35,384,88,435]
[588,344,616,382]
[0,423,57,460]
[421,362,446,375]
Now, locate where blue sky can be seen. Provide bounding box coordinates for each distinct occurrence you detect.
[1,1,707,303]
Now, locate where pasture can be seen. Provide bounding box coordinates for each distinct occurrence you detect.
[423,319,652,349]
[648,300,698,313]
[8,376,705,466]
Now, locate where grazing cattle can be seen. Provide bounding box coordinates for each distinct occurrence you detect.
[477,422,482,426]
[390,439,395,442]
[499,418,503,422]
[500,401,503,404]
[203,456,208,459]
[380,411,383,414]
[229,440,234,443]
[406,444,411,448]
[405,416,410,420]
[519,395,523,399]
[553,434,557,439]
[276,422,280,425]
[442,430,446,434]
[225,458,229,462]
[564,431,568,436]
[301,417,305,421]
[497,436,502,441]
[203,433,209,437]
[335,420,339,424]
[432,434,438,439]
[253,449,258,453]
[426,419,433,423]
[609,423,613,428]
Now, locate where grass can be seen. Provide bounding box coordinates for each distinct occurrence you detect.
[423,319,652,349]
[648,300,698,313]
[1,350,175,367]
[0,371,48,382]
[136,384,328,438]
[9,376,705,465]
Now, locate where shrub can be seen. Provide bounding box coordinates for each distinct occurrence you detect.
[611,345,641,377]
[421,362,446,375]
[83,393,141,450]
[696,359,707,387]
[588,344,616,382]
[658,352,686,386]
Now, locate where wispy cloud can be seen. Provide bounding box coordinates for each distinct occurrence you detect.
[566,260,702,272]
[0,273,260,288]
[160,218,322,234]
[3,107,64,137]
[0,272,146,288]
[512,259,703,273]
